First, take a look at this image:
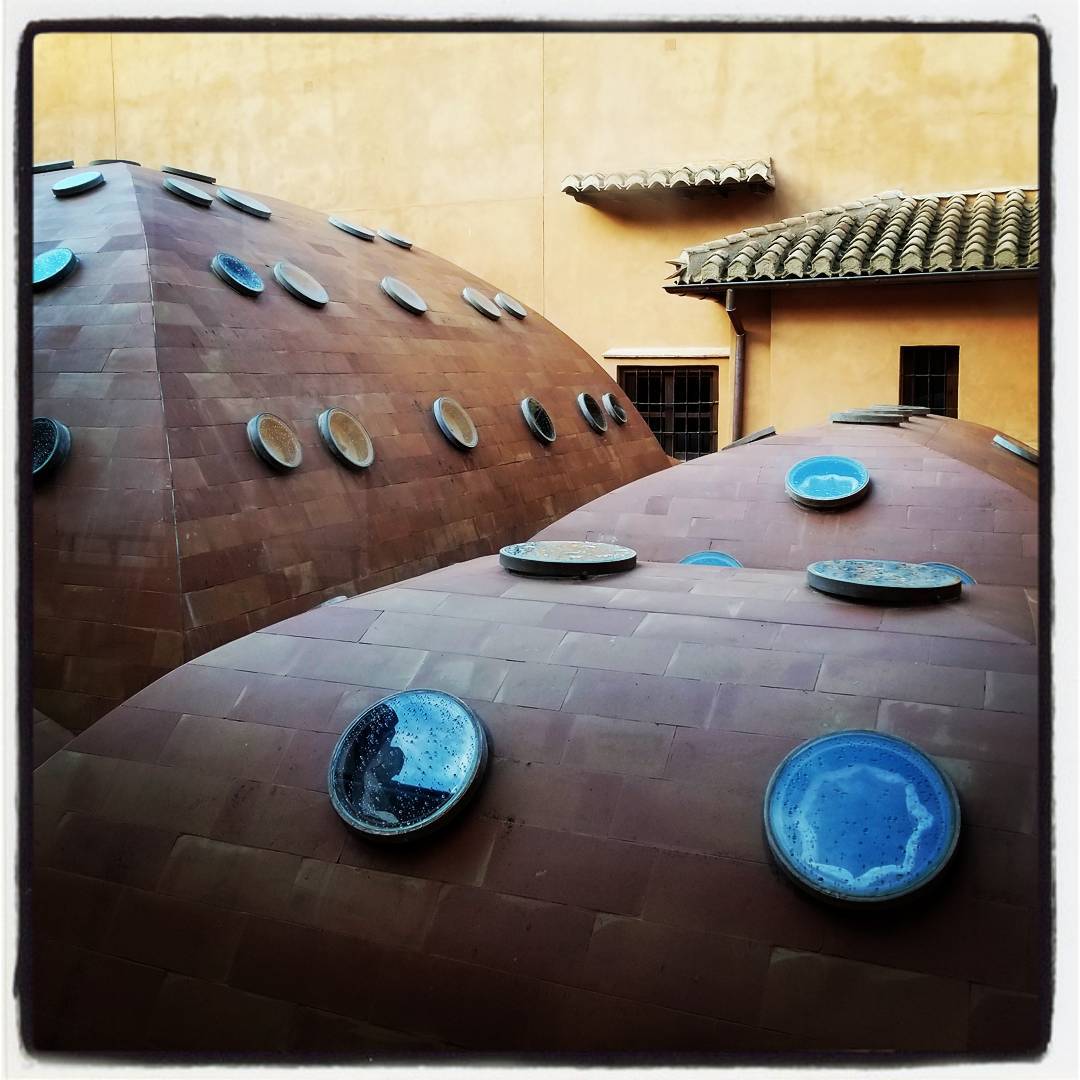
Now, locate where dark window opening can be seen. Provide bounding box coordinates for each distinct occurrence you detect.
[899,346,959,418]
[617,365,718,460]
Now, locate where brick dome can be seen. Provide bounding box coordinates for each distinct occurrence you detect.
[31,549,1041,1055]
[534,415,1037,587]
[32,163,669,731]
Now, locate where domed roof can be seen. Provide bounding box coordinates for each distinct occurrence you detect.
[32,550,1040,1055]
[534,415,1037,586]
[32,163,670,731]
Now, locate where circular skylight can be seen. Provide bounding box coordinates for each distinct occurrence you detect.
[246,412,303,471]
[33,160,74,174]
[210,253,264,297]
[461,287,502,320]
[499,540,637,577]
[922,562,976,585]
[602,392,628,425]
[433,397,479,451]
[785,456,870,510]
[679,551,743,568]
[328,216,376,241]
[32,248,79,291]
[51,171,105,198]
[88,158,141,166]
[217,188,272,219]
[380,276,427,315]
[723,426,776,450]
[162,165,216,183]
[764,730,960,904]
[32,417,72,480]
[867,405,932,417]
[830,410,904,426]
[992,433,1038,465]
[317,407,375,469]
[274,261,329,308]
[494,292,527,319]
[162,176,213,207]
[328,689,489,841]
[377,228,413,249]
[806,559,963,604]
[520,397,556,444]
[577,392,608,434]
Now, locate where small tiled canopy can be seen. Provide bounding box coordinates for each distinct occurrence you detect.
[32,164,670,731]
[535,416,1038,588]
[669,188,1038,287]
[562,158,774,202]
[31,552,1041,1055]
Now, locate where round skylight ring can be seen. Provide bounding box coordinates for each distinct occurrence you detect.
[520,397,556,445]
[33,247,79,291]
[433,397,479,451]
[217,188,272,219]
[577,392,608,434]
[210,252,264,297]
[602,392,628,425]
[992,433,1038,465]
[921,562,977,585]
[679,551,743,567]
[764,729,961,905]
[88,158,141,166]
[499,540,637,578]
[162,176,213,207]
[274,261,329,308]
[461,287,503,320]
[380,276,427,315]
[785,455,871,510]
[162,164,217,183]
[327,689,489,842]
[723,426,777,450]
[32,417,72,480]
[806,558,963,604]
[494,292,527,319]
[33,160,74,174]
[328,216,376,241]
[830,410,904,426]
[51,171,105,198]
[377,228,413,249]
[317,407,375,469]
[246,412,303,471]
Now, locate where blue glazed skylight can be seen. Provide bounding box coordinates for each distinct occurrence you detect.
[499,540,636,577]
[33,247,79,291]
[786,455,870,509]
[51,171,105,198]
[679,551,743,567]
[210,253,264,297]
[807,558,963,604]
[764,730,960,903]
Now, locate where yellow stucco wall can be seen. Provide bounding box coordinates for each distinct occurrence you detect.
[33,30,1039,441]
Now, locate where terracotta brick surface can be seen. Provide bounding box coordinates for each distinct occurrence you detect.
[30,555,1043,1056]
[32,164,669,731]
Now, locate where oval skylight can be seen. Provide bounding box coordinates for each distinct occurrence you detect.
[723,426,776,450]
[806,559,963,604]
[274,261,329,308]
[33,160,74,174]
[433,397,479,451]
[499,540,637,577]
[32,417,72,480]
[462,287,502,320]
[831,410,904,426]
[377,228,413,249]
[328,216,376,241]
[602,392,628,425]
[51,171,105,198]
[520,397,556,444]
[922,561,977,585]
[218,188,272,219]
[785,456,870,510]
[764,730,960,904]
[679,551,743,568]
[162,165,216,183]
[162,176,213,207]
[867,404,933,417]
[380,276,427,315]
[992,432,1038,465]
[494,292,527,319]
[33,247,79,291]
[577,392,608,434]
[317,407,375,469]
[328,690,489,841]
[210,253,264,297]
[246,412,303,470]
[88,158,141,166]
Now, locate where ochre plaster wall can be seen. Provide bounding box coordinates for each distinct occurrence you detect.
[764,279,1039,447]
[33,30,1039,437]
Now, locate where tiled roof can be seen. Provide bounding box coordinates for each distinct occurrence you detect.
[562,158,774,201]
[669,187,1038,287]
[536,415,1037,586]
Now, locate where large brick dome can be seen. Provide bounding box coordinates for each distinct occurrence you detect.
[32,163,669,730]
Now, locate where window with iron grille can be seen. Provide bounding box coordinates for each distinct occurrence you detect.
[617,366,718,460]
[899,346,959,417]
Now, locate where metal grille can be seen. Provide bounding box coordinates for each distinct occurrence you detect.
[899,346,959,418]
[617,366,718,460]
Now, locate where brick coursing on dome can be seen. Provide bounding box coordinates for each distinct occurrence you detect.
[562,158,774,201]
[669,187,1038,287]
